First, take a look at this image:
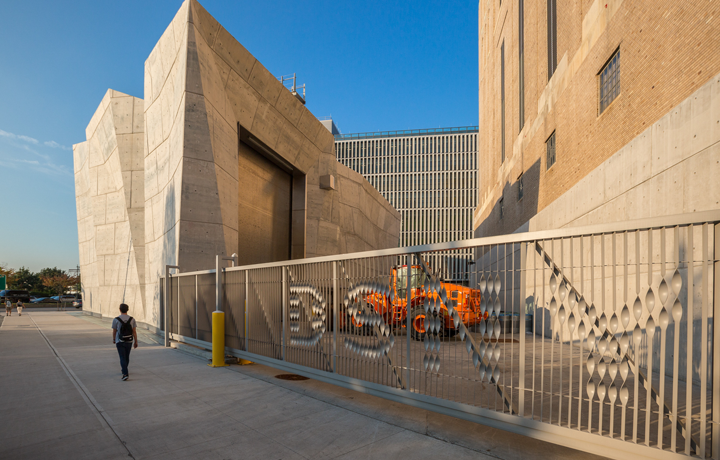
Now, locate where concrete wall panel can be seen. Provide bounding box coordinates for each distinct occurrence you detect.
[527,71,720,233]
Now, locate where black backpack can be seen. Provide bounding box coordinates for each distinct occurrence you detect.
[117,316,134,342]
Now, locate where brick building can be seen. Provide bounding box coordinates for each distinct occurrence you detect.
[474,0,720,237]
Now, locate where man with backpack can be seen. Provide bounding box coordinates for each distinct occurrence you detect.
[111,303,137,381]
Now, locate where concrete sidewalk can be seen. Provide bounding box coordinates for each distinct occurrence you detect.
[0,311,608,459]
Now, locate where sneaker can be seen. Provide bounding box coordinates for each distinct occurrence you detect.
[122,375,129,381]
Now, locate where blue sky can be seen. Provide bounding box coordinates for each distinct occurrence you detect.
[0,0,478,272]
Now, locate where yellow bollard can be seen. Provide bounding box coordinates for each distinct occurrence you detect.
[209,311,228,367]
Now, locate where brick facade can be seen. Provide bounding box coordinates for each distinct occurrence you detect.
[475,0,720,237]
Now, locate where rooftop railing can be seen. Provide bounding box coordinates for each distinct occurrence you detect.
[334,126,479,140]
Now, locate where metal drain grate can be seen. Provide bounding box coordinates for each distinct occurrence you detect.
[274,374,309,381]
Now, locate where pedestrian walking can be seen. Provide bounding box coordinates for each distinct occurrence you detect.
[16,300,23,316]
[4,299,11,316]
[111,303,137,381]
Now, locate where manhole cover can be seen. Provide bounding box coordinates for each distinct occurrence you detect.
[274,374,309,381]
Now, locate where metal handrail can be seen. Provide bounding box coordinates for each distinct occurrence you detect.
[168,210,720,278]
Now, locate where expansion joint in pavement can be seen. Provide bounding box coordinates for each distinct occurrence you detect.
[27,314,137,459]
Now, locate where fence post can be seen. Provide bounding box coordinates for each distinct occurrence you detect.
[164,274,168,347]
[215,255,221,313]
[195,275,198,340]
[164,264,179,347]
[245,270,249,352]
[713,223,720,459]
[211,255,227,367]
[177,274,181,337]
[211,254,237,367]
[333,261,338,373]
[282,266,287,361]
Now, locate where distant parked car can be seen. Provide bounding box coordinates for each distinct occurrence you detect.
[72,299,82,308]
[0,290,30,303]
[43,295,75,303]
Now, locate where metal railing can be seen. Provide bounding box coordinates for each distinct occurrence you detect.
[334,126,479,140]
[163,211,720,460]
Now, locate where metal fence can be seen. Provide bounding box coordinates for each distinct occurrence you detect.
[163,211,720,460]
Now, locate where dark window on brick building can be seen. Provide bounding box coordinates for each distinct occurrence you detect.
[547,0,557,79]
[518,176,524,201]
[501,41,506,163]
[499,197,504,219]
[546,131,556,169]
[599,49,620,114]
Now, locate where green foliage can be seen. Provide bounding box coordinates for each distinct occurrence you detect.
[38,267,64,279]
[0,266,80,297]
[13,267,40,292]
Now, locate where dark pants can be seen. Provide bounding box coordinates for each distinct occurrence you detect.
[116,342,132,375]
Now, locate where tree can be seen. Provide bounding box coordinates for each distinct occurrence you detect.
[41,272,79,309]
[39,267,64,279]
[13,267,40,292]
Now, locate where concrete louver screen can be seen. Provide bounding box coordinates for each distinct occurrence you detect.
[73,0,400,326]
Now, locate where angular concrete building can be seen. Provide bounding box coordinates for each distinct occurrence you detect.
[73,0,400,325]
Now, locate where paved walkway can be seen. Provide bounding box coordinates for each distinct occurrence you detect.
[0,311,608,459]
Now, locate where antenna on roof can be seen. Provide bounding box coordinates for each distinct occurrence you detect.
[279,73,306,105]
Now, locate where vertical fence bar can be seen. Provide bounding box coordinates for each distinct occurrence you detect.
[333,261,338,373]
[567,236,574,429]
[177,275,180,336]
[549,239,555,424]
[701,224,709,457]
[713,223,720,460]
[195,275,198,339]
[406,254,412,390]
[598,233,605,436]
[671,227,681,452]
[282,266,287,362]
[245,270,249,353]
[634,230,640,443]
[621,231,628,440]
[610,232,616,438]
[558,238,564,426]
[519,242,526,417]
[658,227,667,449]
[589,235,594,434]
[578,235,584,430]
[645,229,653,446]
[164,273,170,347]
[686,225,695,456]
[541,242,547,423]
